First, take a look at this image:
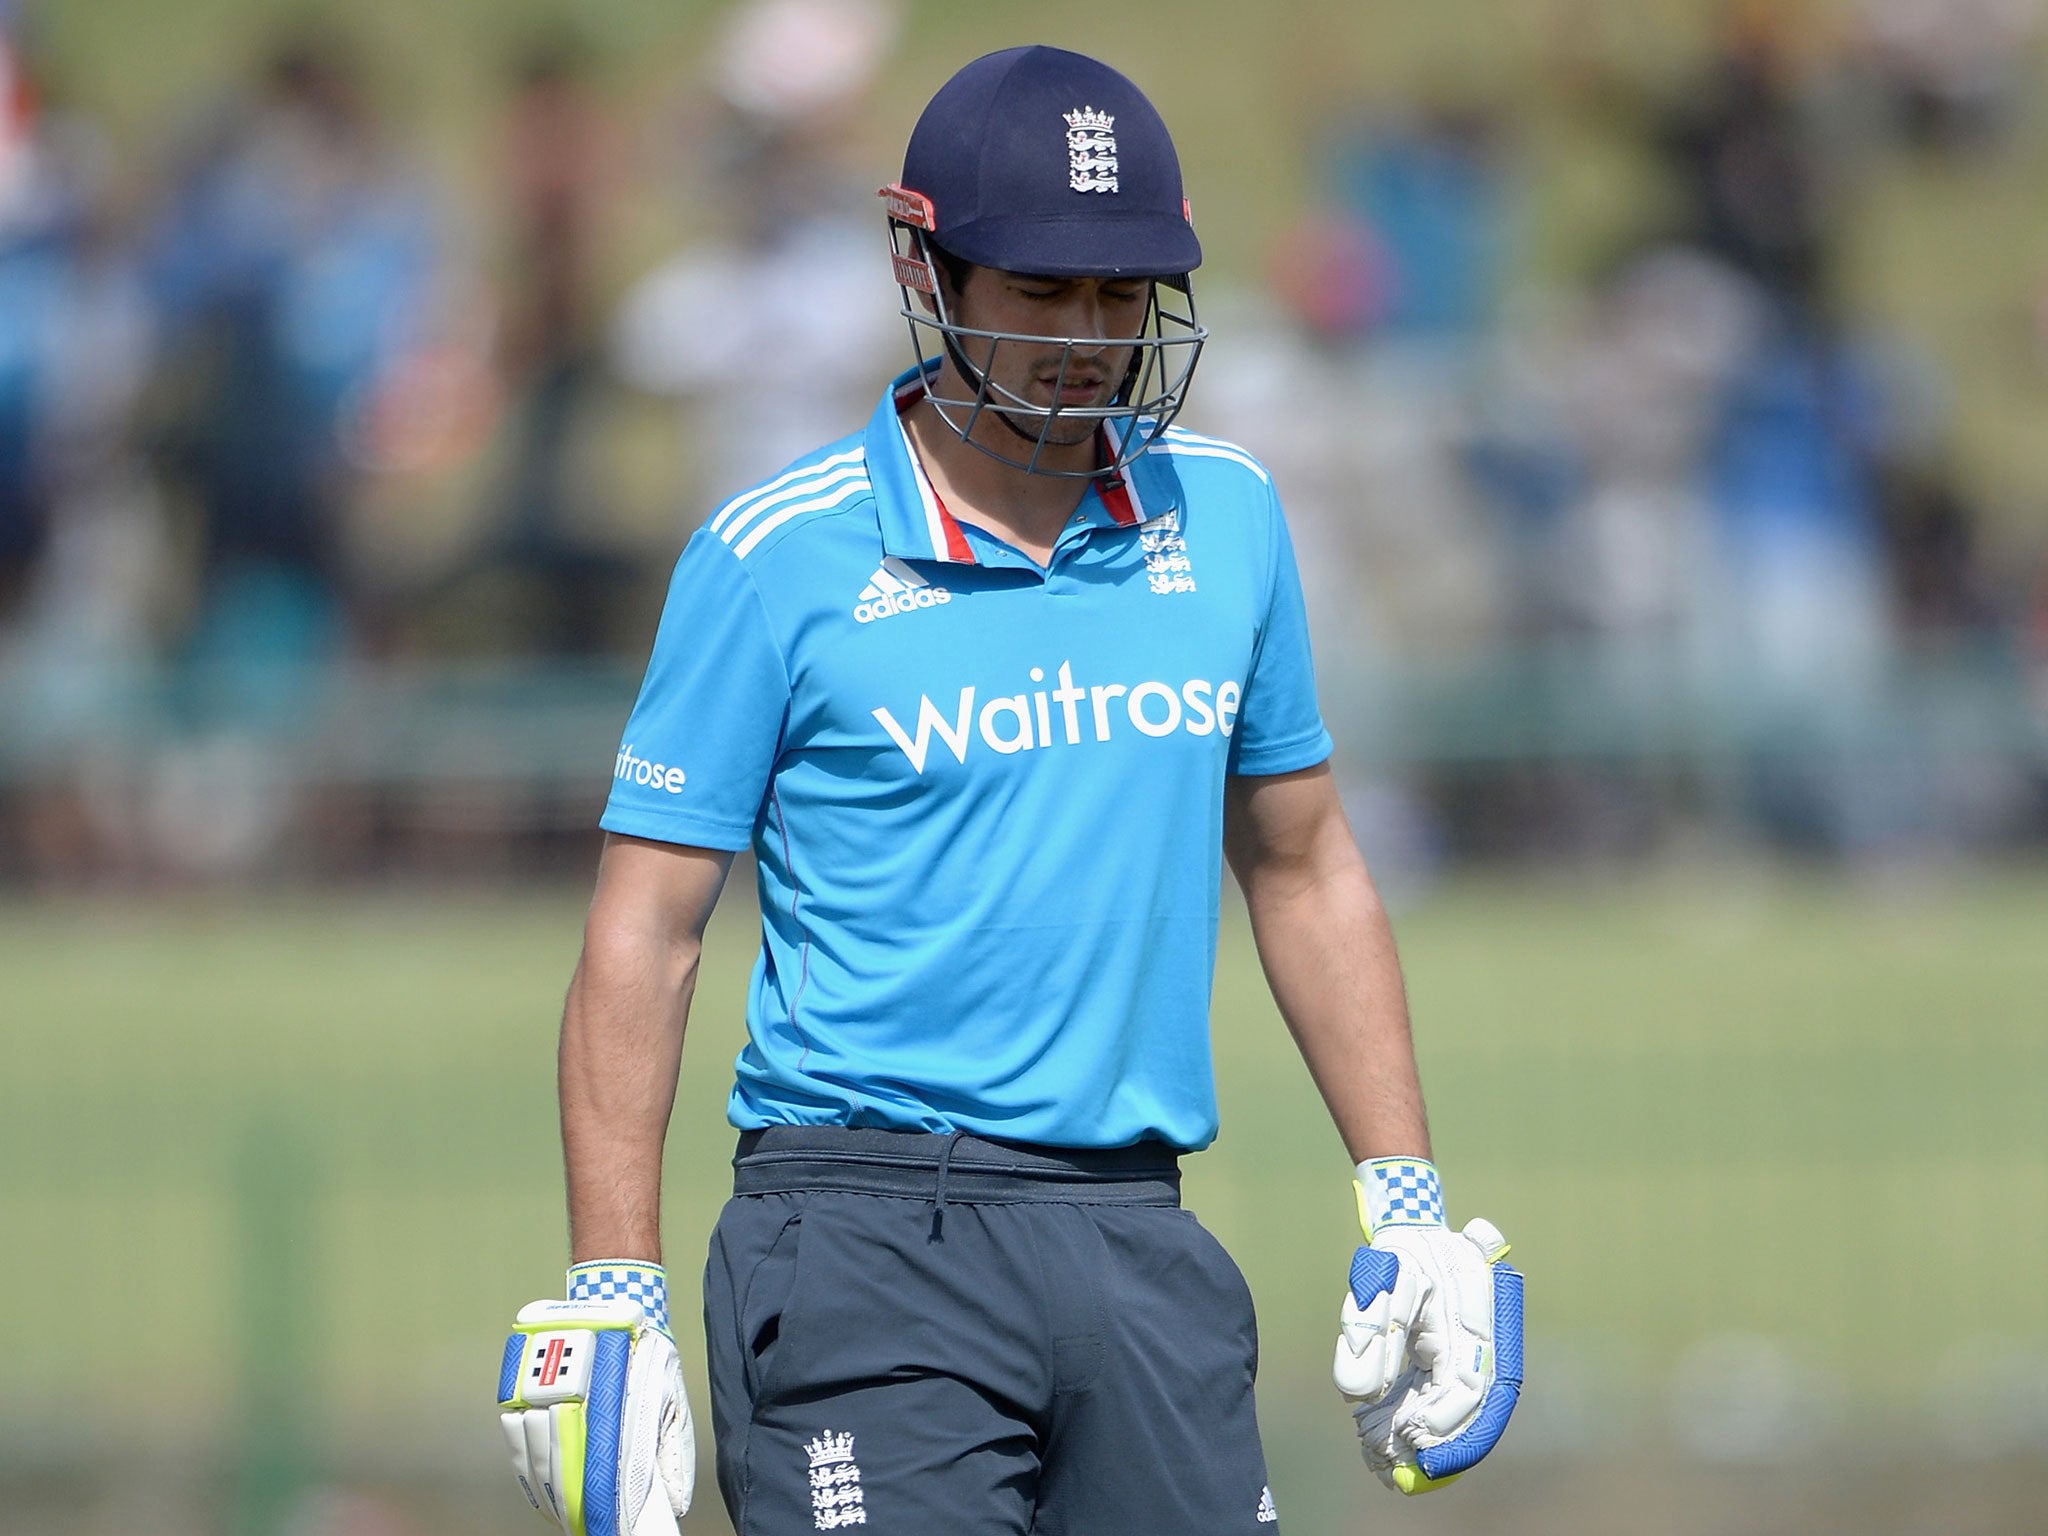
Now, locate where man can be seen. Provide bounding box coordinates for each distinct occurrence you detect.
[498,45,1521,1536]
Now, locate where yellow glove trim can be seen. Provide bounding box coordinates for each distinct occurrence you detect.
[557,1400,588,1532]
[1392,1463,1462,1495]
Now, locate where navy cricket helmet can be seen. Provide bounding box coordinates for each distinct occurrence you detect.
[881,46,1207,476]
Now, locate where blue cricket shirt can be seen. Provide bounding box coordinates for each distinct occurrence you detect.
[601,366,1332,1149]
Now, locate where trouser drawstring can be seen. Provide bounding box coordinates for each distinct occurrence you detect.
[930,1129,967,1241]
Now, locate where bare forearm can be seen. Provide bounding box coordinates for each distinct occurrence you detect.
[1238,833,1430,1164]
[559,919,699,1263]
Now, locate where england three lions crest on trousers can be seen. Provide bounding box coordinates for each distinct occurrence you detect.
[806,1431,866,1529]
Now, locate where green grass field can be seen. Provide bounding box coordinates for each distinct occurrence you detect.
[5,869,2046,1532]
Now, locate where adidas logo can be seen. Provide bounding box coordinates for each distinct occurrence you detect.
[854,555,951,624]
[1256,1485,1278,1523]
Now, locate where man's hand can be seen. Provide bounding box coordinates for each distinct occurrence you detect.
[498,1262,695,1535]
[1332,1159,1523,1494]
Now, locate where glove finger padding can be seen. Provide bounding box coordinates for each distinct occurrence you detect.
[498,1298,694,1535]
[1349,1365,1420,1492]
[1364,1218,1524,1494]
[622,1321,694,1533]
[1399,1224,1493,1442]
[1333,1245,1426,1404]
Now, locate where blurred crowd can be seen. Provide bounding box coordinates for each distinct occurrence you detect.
[0,0,2044,881]
[1212,0,2048,866]
[0,0,904,876]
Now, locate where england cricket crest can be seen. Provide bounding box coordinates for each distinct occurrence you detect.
[1063,106,1118,193]
[805,1430,867,1529]
[1139,509,1195,594]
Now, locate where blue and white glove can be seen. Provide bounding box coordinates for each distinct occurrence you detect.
[1332,1158,1523,1494]
[498,1261,695,1536]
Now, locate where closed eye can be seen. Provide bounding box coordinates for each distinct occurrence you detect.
[1008,280,1150,305]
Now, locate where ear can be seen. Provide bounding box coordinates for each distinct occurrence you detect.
[927,258,978,327]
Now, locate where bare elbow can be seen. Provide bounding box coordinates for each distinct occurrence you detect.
[575,906,701,1006]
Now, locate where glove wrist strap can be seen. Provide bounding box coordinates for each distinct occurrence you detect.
[567,1259,670,1335]
[1354,1157,1444,1238]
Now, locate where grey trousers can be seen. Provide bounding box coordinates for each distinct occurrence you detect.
[703,1126,1279,1535]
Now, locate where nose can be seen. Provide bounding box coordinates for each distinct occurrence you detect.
[1053,282,1116,345]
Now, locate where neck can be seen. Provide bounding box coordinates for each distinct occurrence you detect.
[903,373,1099,564]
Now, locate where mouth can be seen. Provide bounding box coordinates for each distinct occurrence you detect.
[1039,373,1109,409]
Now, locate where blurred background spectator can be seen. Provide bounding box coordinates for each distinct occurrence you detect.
[423,30,634,660]
[1853,0,2046,153]
[145,27,443,703]
[608,0,901,512]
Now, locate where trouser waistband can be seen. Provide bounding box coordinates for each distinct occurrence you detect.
[731,1125,1183,1207]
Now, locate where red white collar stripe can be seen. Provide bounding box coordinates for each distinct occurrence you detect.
[895,376,977,564]
[1096,419,1146,526]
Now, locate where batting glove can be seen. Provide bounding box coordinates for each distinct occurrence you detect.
[1332,1158,1524,1494]
[498,1261,695,1536]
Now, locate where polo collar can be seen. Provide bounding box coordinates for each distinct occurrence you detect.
[866,362,1179,566]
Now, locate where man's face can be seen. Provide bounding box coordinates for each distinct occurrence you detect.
[943,266,1154,448]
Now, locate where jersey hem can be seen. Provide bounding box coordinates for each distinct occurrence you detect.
[727,1107,1212,1154]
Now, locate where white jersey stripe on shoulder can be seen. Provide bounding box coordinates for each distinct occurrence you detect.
[1155,438,1271,485]
[718,462,870,544]
[708,447,865,534]
[731,481,872,559]
[708,448,866,535]
[1161,426,1269,463]
[716,460,868,542]
[1161,426,1263,454]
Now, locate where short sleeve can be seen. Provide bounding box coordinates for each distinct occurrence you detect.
[1228,483,1334,777]
[599,529,791,848]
